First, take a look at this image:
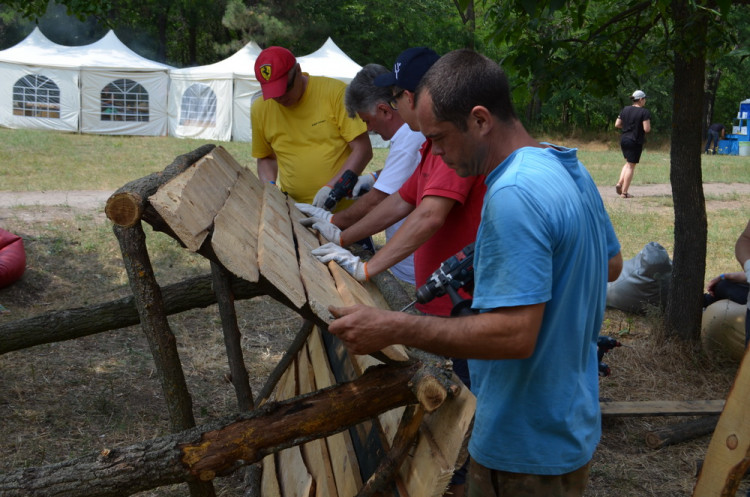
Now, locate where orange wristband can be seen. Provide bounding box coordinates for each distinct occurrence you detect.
[364,262,370,281]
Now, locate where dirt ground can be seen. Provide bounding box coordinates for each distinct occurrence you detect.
[1,188,749,496]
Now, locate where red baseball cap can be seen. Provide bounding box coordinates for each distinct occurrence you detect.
[254,46,296,100]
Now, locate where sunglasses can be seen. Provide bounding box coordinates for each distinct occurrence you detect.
[388,89,405,110]
[285,67,297,93]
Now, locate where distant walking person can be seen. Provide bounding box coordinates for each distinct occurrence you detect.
[704,123,725,155]
[615,90,651,199]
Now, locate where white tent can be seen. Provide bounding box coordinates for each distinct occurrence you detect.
[0,27,172,136]
[0,28,80,132]
[297,37,362,83]
[79,31,172,136]
[169,41,262,142]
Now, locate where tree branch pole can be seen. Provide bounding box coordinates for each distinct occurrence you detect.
[0,360,458,497]
[0,273,266,355]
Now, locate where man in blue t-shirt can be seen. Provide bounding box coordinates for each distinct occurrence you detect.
[326,49,623,497]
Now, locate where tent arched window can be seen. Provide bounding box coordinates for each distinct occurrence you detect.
[179,83,217,127]
[13,75,60,119]
[101,79,149,122]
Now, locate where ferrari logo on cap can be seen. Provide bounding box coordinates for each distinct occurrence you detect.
[259,64,272,81]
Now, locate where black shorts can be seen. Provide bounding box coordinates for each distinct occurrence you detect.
[621,137,644,164]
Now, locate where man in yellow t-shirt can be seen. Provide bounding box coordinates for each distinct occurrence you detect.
[251,46,372,208]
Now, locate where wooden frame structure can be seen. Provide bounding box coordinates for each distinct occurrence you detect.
[99,145,473,496]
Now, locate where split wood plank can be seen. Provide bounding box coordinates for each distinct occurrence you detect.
[258,184,306,310]
[298,343,340,497]
[327,262,409,365]
[692,349,750,496]
[327,262,408,448]
[307,326,363,497]
[276,359,315,497]
[288,199,347,323]
[149,146,241,251]
[261,454,282,497]
[600,400,725,417]
[211,162,265,284]
[400,383,476,497]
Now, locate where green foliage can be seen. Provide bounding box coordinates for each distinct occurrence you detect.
[0,0,110,20]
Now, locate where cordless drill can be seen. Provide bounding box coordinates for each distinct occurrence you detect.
[411,242,476,316]
[324,170,359,211]
[597,335,622,377]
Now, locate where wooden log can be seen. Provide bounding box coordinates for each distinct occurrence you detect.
[106,144,216,227]
[211,261,254,412]
[113,223,215,497]
[644,416,719,449]
[0,273,265,356]
[0,361,452,497]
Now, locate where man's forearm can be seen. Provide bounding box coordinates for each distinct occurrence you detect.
[362,195,455,277]
[328,133,372,187]
[332,189,389,229]
[257,157,278,184]
[736,220,750,267]
[340,193,414,246]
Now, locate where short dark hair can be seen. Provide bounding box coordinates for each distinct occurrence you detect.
[345,64,393,118]
[417,49,516,131]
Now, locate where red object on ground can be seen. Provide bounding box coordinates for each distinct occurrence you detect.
[0,228,26,288]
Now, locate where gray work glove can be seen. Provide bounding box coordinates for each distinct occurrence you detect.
[295,203,333,223]
[311,243,368,281]
[352,173,376,197]
[312,185,333,209]
[299,217,342,245]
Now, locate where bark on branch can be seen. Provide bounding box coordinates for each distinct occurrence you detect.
[0,361,457,497]
[0,273,266,355]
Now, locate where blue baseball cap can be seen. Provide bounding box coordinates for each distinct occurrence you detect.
[374,47,439,92]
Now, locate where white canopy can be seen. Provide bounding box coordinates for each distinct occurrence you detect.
[169,41,262,142]
[0,27,172,136]
[297,37,362,83]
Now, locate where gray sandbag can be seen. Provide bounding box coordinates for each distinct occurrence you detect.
[606,241,672,314]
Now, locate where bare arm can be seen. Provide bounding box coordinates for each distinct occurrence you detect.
[257,156,278,184]
[328,302,545,360]
[332,188,389,229]
[325,132,373,187]
[643,119,651,133]
[615,117,623,129]
[608,252,623,282]
[736,219,750,268]
[339,192,415,246]
[359,195,456,277]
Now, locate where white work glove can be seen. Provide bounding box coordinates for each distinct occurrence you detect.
[312,185,333,209]
[299,217,342,245]
[295,203,333,223]
[311,243,368,281]
[352,172,376,197]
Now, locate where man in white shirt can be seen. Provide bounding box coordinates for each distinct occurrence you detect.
[296,63,424,284]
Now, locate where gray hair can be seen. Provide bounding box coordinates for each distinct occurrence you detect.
[345,64,393,118]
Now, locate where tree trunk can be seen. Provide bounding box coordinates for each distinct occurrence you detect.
[0,361,456,497]
[664,0,708,342]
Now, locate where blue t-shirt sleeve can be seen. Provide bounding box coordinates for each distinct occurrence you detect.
[472,185,553,310]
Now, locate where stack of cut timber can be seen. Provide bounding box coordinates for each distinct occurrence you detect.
[149,147,476,496]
